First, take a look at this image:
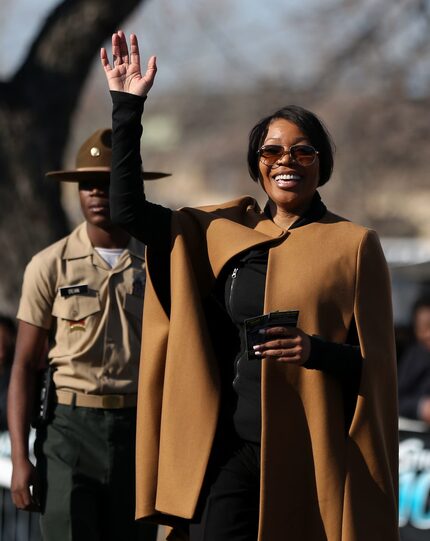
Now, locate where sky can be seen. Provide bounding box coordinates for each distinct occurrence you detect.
[1,0,429,96]
[0,0,340,92]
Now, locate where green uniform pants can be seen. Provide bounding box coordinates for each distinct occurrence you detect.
[35,404,158,541]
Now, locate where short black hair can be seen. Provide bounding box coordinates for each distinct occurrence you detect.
[247,105,335,186]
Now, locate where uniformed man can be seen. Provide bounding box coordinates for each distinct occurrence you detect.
[7,129,168,541]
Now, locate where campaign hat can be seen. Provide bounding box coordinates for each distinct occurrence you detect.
[46,128,170,182]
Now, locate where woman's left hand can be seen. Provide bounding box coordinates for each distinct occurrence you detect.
[253,326,311,365]
[101,31,157,97]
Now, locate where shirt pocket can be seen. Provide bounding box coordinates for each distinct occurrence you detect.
[52,293,101,321]
[123,293,143,321]
[51,293,102,355]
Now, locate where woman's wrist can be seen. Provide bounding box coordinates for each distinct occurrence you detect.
[110,90,146,104]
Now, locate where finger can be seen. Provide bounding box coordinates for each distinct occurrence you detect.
[18,500,40,512]
[16,492,41,513]
[130,33,140,66]
[254,338,297,353]
[100,48,112,71]
[262,346,301,357]
[264,346,304,363]
[12,488,32,510]
[257,345,300,357]
[145,56,157,81]
[112,33,122,66]
[254,346,303,360]
[118,30,129,64]
[143,55,157,87]
[262,326,297,337]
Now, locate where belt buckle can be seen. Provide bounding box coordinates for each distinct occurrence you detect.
[102,395,121,408]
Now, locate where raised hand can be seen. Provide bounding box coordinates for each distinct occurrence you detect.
[100,31,157,97]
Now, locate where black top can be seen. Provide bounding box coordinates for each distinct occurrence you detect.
[219,197,361,441]
[110,91,362,442]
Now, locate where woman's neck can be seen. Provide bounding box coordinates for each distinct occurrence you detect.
[268,200,312,230]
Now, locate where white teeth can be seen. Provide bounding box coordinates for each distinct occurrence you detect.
[274,174,300,181]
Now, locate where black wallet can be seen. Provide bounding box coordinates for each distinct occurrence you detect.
[244,310,299,360]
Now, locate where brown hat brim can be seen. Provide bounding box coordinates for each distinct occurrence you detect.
[45,168,171,182]
[141,171,172,181]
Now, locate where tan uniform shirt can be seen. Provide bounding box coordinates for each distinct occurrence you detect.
[17,222,145,395]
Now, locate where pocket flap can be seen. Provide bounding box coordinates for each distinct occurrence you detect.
[52,294,101,321]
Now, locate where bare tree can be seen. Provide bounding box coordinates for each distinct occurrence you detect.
[0,0,146,313]
[303,0,430,96]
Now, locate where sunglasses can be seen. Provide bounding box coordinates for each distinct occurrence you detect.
[257,144,318,167]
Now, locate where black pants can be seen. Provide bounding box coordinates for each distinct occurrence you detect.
[189,439,260,541]
[35,404,157,541]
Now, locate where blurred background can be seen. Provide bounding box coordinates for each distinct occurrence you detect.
[0,0,430,319]
[0,0,430,538]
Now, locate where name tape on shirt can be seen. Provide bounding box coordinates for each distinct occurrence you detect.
[59,284,89,298]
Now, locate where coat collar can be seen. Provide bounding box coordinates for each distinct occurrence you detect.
[175,197,286,279]
[180,194,327,278]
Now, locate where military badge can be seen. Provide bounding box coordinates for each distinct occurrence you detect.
[69,318,86,331]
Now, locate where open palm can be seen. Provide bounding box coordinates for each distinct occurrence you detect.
[101,31,157,97]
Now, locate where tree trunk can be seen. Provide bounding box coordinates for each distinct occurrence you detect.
[0,0,146,313]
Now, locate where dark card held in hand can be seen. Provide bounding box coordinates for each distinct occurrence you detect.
[244,310,299,360]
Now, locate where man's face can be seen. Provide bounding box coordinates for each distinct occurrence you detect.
[414,306,430,352]
[78,180,111,228]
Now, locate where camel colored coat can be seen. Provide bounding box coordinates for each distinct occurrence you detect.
[135,196,399,540]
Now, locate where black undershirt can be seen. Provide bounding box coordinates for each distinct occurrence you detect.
[110,91,362,442]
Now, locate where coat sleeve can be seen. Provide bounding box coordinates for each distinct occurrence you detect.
[342,229,399,540]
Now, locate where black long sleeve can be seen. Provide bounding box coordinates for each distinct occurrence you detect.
[110,91,172,250]
[306,334,361,380]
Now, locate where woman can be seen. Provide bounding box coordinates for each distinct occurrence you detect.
[101,32,399,540]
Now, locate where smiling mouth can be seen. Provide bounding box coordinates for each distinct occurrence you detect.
[273,173,302,187]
